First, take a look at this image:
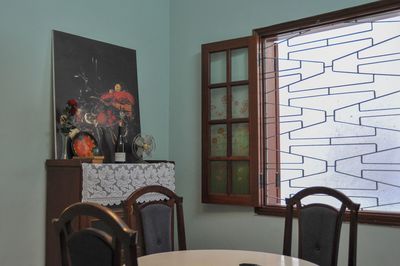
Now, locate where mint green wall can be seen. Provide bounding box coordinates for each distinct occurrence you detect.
[1,1,400,265]
[170,1,400,266]
[0,0,169,265]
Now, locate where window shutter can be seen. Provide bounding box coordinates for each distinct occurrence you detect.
[201,35,263,206]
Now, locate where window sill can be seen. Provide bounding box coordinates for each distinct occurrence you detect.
[255,206,400,226]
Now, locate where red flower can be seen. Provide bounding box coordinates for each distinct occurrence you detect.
[65,99,78,116]
[67,99,78,107]
[60,99,78,134]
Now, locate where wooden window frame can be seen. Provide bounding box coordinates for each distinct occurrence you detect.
[201,1,400,225]
[201,36,263,206]
[254,0,400,226]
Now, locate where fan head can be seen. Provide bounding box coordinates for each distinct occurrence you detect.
[132,134,156,160]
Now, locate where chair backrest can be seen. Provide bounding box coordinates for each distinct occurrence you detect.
[122,185,186,256]
[53,202,138,266]
[283,186,360,266]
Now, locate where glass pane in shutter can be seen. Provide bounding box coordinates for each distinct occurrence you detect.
[210,161,227,194]
[210,51,226,84]
[232,161,249,194]
[210,124,227,156]
[231,48,248,81]
[210,87,227,120]
[232,85,249,118]
[232,123,249,156]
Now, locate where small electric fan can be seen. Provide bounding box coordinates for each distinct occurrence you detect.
[132,134,156,162]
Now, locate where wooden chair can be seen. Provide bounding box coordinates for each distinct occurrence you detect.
[283,186,360,266]
[53,202,138,266]
[122,185,186,256]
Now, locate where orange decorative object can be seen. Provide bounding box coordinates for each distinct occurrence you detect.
[72,132,98,157]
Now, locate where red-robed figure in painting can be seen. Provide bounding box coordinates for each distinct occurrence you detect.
[96,83,135,127]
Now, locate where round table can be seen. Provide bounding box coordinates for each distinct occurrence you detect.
[138,249,317,266]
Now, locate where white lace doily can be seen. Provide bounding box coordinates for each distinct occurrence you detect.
[82,162,175,206]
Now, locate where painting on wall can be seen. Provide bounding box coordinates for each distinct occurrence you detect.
[52,30,141,162]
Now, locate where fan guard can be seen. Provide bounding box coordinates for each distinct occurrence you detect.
[132,134,156,161]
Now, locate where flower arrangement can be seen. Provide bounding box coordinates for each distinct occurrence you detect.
[59,99,78,135]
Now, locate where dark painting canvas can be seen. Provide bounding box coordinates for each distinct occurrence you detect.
[53,30,140,162]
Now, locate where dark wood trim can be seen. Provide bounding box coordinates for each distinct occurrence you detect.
[262,37,281,205]
[45,159,172,166]
[45,158,92,167]
[201,36,251,52]
[227,47,232,153]
[53,202,138,266]
[201,36,261,206]
[201,40,210,204]
[204,194,256,206]
[282,187,359,266]
[254,0,400,226]
[145,160,175,164]
[46,159,88,266]
[248,34,262,206]
[254,1,400,38]
[358,210,400,226]
[255,206,400,227]
[255,33,265,206]
[122,185,186,256]
[227,47,233,196]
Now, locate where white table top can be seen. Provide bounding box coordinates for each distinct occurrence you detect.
[138,249,317,266]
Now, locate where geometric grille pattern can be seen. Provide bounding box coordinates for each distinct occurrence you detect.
[265,15,400,211]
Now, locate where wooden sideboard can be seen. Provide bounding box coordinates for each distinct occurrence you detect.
[46,159,91,266]
[45,159,175,266]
